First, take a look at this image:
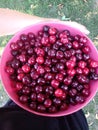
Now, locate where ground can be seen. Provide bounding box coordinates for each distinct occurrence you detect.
[0,0,98,130]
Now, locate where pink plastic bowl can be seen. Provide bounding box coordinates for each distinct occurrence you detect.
[0,21,98,117]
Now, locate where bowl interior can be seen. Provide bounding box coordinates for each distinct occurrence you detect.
[1,21,98,117]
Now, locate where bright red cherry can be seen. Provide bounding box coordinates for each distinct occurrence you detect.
[72,41,79,49]
[90,60,98,68]
[41,37,49,46]
[67,69,76,76]
[66,60,75,69]
[22,64,30,73]
[78,61,87,69]
[54,88,63,98]
[49,27,57,35]
[17,73,24,81]
[36,56,44,64]
[51,79,60,89]
[83,67,89,75]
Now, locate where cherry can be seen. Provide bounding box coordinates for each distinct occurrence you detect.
[61,84,68,92]
[74,35,81,41]
[70,98,77,105]
[45,86,54,95]
[35,85,43,94]
[19,95,28,103]
[11,59,20,69]
[48,105,57,113]
[53,98,61,106]
[75,95,85,103]
[82,89,90,96]
[76,67,83,75]
[37,93,45,103]
[77,75,89,84]
[80,36,87,43]
[22,64,30,73]
[60,103,68,111]
[78,61,87,69]
[28,57,35,65]
[43,25,50,32]
[37,105,46,112]
[36,65,45,74]
[29,102,37,110]
[44,99,52,108]
[48,49,56,58]
[60,37,69,44]
[51,79,60,89]
[65,42,72,49]
[16,82,23,90]
[72,41,79,49]
[5,66,14,75]
[77,84,84,91]
[30,71,39,80]
[49,35,56,43]
[36,56,44,64]
[61,70,67,76]
[53,43,59,50]
[55,73,64,82]
[19,54,27,63]
[56,40,63,46]
[89,73,98,80]
[22,86,30,95]
[66,60,75,69]
[30,93,37,101]
[27,32,35,39]
[44,58,51,66]
[41,37,49,45]
[63,77,72,85]
[59,46,66,52]
[56,63,64,71]
[71,81,79,88]
[54,88,63,98]
[76,53,83,61]
[11,50,19,56]
[20,34,28,41]
[83,67,89,75]
[67,69,76,76]
[10,42,19,50]
[82,46,90,53]
[69,88,77,97]
[17,73,24,81]
[49,27,57,35]
[44,73,53,81]
[56,51,64,59]
[83,54,90,61]
[22,75,31,85]
[37,78,45,85]
[35,48,45,56]
[59,31,67,38]
[27,48,34,55]
[90,60,98,68]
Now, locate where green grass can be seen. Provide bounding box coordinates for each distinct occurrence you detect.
[0,0,98,130]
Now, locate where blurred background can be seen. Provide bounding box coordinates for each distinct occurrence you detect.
[0,0,98,130]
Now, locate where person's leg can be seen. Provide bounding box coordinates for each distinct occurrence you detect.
[0,100,89,130]
[58,110,89,130]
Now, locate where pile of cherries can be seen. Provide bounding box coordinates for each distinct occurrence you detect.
[5,25,98,113]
